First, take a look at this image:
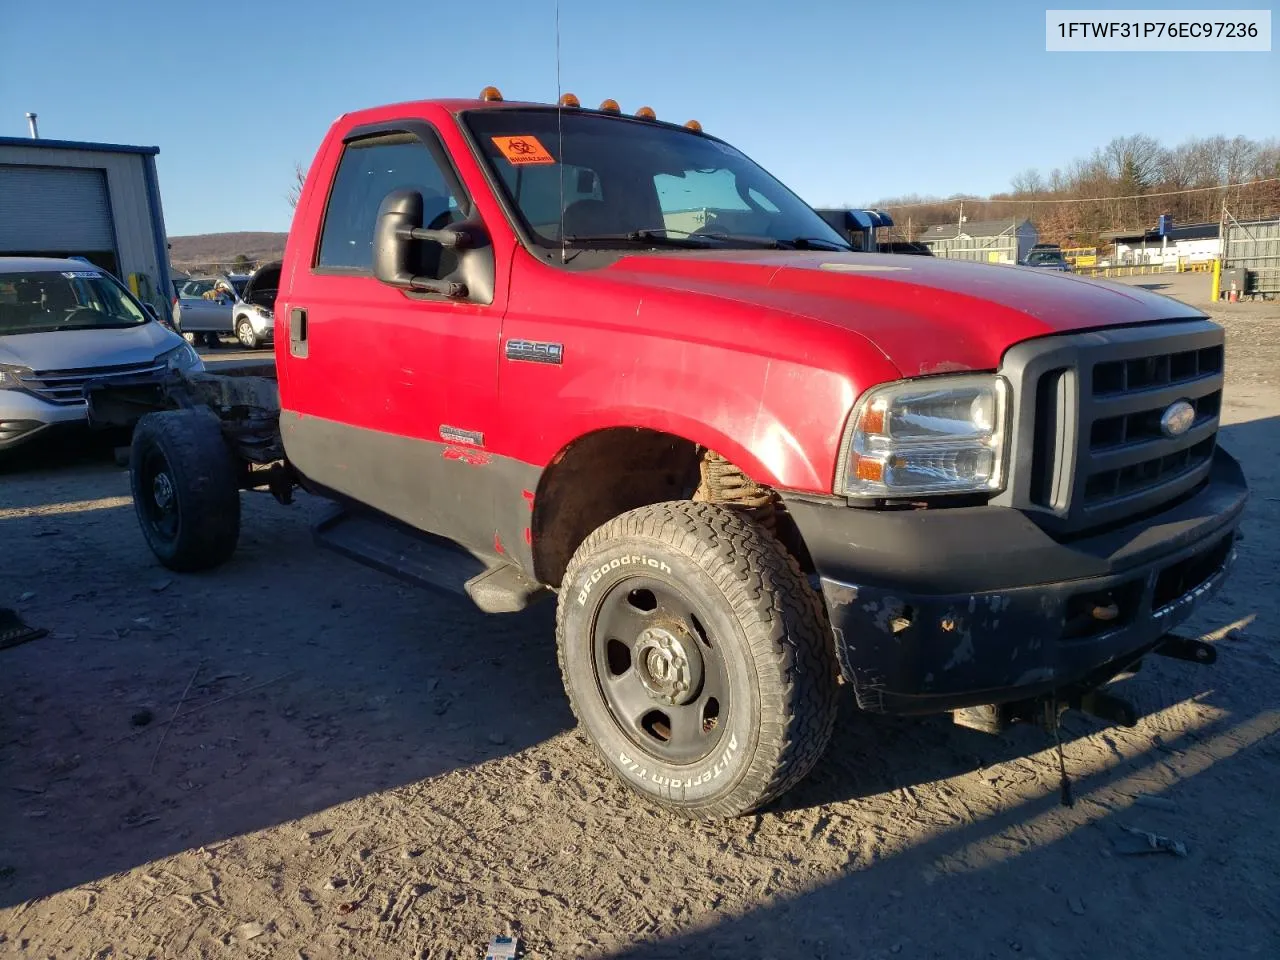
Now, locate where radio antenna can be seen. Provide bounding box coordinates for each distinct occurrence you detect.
[555,0,566,263]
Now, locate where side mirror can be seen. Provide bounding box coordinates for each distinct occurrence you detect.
[373,188,424,289]
[373,188,473,298]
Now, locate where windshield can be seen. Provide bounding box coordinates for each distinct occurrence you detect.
[1027,250,1064,264]
[0,269,149,336]
[464,109,849,251]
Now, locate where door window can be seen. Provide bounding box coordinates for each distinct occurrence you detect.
[317,133,462,271]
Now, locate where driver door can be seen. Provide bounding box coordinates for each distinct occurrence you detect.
[281,124,505,551]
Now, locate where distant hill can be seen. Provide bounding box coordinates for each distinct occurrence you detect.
[168,232,288,273]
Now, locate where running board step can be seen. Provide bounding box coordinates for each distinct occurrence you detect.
[312,508,547,614]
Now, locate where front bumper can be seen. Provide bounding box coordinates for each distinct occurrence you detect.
[784,447,1248,715]
[248,311,274,340]
[0,391,87,450]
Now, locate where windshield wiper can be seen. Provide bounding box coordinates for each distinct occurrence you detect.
[559,229,852,253]
[561,230,721,249]
[778,236,853,251]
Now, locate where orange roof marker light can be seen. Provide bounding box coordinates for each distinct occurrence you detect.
[684,119,703,132]
[635,105,657,120]
[479,85,503,102]
[599,98,621,114]
[559,92,581,108]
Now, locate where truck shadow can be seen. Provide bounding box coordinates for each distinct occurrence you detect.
[0,516,574,906]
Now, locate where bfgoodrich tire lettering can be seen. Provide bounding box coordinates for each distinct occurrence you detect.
[129,410,241,572]
[556,500,839,819]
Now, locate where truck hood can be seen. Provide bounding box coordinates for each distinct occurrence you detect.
[609,251,1204,375]
[0,321,178,373]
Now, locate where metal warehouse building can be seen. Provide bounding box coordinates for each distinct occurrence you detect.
[0,132,173,321]
[918,218,1039,265]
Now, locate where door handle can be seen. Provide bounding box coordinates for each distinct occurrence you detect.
[289,307,308,358]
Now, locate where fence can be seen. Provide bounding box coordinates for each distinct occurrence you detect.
[919,233,1019,264]
[1222,216,1280,297]
[1072,259,1213,279]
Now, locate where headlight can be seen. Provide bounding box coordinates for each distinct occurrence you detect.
[839,374,1009,498]
[0,363,34,390]
[159,342,204,374]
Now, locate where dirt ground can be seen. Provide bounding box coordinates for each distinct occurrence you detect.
[2,272,1279,960]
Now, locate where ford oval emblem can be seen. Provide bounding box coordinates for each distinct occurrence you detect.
[1160,400,1196,438]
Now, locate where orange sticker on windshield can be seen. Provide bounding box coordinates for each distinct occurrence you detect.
[491,135,556,165]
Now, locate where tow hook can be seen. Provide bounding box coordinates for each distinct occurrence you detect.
[1153,632,1217,665]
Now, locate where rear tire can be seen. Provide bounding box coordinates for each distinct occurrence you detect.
[556,501,839,819]
[129,410,241,572]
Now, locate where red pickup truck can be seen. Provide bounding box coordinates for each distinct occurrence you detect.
[89,88,1247,819]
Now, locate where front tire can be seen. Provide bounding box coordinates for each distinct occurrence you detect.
[556,501,839,819]
[129,410,241,572]
[236,317,259,349]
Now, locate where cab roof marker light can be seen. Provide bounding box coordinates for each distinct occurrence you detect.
[559,93,581,108]
[635,105,657,120]
[599,98,621,114]
[684,119,702,132]
[479,85,503,102]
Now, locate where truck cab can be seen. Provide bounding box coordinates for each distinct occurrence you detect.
[95,88,1247,819]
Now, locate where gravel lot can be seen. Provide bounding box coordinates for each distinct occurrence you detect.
[2,273,1278,959]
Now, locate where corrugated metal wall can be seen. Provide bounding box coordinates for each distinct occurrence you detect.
[0,165,114,250]
[1224,218,1280,296]
[922,232,1019,264]
[0,144,164,310]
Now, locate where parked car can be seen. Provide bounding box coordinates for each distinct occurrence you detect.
[228,261,280,349]
[173,274,251,346]
[0,257,202,451]
[1020,245,1072,271]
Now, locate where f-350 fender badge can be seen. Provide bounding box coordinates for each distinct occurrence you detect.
[505,339,564,365]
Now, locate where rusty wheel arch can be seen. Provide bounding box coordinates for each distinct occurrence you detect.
[530,428,813,589]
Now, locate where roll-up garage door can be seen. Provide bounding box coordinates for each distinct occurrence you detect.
[0,164,115,252]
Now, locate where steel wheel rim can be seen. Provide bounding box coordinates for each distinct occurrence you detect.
[139,447,179,542]
[590,574,729,765]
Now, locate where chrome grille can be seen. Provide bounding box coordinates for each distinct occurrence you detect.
[18,359,166,405]
[998,319,1225,536]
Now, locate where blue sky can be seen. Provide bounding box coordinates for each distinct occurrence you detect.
[2,1,1274,235]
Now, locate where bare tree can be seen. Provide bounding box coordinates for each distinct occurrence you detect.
[1010,168,1045,195]
[861,131,1278,248]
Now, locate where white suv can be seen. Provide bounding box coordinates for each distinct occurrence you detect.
[0,257,202,451]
